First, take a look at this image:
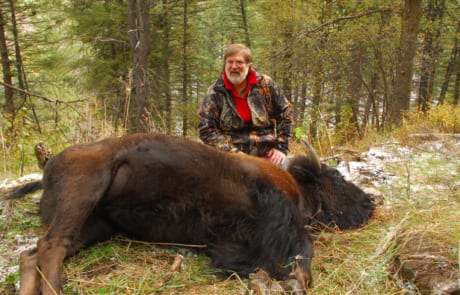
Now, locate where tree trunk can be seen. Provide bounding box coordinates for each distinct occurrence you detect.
[8,0,27,95]
[373,13,391,131]
[8,0,42,134]
[239,0,251,47]
[160,0,172,134]
[181,0,189,137]
[438,20,459,104]
[298,81,308,127]
[128,0,151,133]
[454,69,459,105]
[345,41,364,138]
[375,44,390,129]
[309,66,322,140]
[0,6,14,116]
[389,0,422,127]
[362,68,379,131]
[417,0,445,112]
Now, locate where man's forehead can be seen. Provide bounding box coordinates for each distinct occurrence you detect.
[226,53,245,61]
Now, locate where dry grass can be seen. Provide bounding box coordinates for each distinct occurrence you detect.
[62,241,245,294]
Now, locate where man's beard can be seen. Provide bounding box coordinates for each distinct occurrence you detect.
[226,67,249,85]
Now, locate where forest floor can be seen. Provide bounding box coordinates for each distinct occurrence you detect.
[0,135,459,294]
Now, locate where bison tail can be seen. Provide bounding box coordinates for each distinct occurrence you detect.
[0,180,43,200]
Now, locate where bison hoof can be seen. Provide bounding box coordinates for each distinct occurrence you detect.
[247,278,292,294]
[282,279,306,294]
[247,278,269,294]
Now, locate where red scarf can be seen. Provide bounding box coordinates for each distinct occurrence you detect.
[223,70,258,123]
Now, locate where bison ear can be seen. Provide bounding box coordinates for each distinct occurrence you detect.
[287,156,320,184]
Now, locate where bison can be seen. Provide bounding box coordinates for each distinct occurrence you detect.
[11,133,373,294]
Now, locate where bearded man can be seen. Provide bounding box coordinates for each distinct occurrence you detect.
[198,43,293,166]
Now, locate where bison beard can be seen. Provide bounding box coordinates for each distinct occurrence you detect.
[18,134,314,295]
[14,133,375,294]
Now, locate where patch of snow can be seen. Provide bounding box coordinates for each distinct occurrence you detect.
[0,234,38,283]
[0,173,42,189]
[366,147,395,161]
[336,159,393,187]
[18,173,42,182]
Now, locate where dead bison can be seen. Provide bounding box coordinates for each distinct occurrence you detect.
[15,133,373,294]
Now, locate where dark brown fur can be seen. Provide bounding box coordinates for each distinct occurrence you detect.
[288,155,374,230]
[18,134,313,295]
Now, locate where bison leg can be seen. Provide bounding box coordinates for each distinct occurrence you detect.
[18,248,40,295]
[34,213,115,295]
[32,155,117,294]
[36,237,67,295]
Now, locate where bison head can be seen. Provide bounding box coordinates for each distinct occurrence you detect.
[288,143,375,230]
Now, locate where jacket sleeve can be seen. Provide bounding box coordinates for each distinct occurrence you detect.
[197,91,240,153]
[270,80,294,154]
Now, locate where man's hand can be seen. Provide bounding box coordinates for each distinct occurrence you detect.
[266,148,286,166]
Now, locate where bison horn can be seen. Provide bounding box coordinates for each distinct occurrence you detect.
[302,140,321,173]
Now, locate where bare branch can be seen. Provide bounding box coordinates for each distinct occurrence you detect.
[299,8,392,38]
[0,80,88,105]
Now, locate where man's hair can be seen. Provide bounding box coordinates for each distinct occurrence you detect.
[223,43,253,65]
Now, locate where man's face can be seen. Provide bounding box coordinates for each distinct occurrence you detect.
[225,52,250,86]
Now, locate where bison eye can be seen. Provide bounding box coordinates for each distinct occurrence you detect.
[330,169,347,182]
[331,169,342,178]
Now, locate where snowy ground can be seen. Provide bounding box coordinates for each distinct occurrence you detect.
[0,174,42,287]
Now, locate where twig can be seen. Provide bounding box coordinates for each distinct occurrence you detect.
[331,147,361,154]
[115,238,207,249]
[170,253,183,272]
[68,278,136,292]
[151,254,184,289]
[405,161,411,199]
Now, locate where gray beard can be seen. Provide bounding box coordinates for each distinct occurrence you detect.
[226,68,249,85]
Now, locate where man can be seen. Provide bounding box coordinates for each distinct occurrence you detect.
[198,43,293,166]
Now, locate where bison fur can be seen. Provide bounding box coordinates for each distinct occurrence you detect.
[12,133,374,294]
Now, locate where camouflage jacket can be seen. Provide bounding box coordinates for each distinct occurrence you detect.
[198,70,293,157]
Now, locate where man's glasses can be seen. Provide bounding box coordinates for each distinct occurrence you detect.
[226,60,246,66]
